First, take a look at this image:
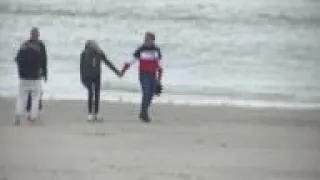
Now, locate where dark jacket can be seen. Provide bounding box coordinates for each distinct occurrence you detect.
[80,47,119,84]
[15,40,47,80]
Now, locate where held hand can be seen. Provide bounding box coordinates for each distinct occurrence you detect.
[155,67,163,96]
[120,62,130,77]
[154,80,163,96]
[117,71,123,78]
[157,67,163,82]
[41,71,47,83]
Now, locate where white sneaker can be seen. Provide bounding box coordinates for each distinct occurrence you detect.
[95,114,104,121]
[28,117,38,122]
[87,114,94,122]
[14,115,21,126]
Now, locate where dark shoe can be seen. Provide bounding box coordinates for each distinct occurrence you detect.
[139,113,151,123]
[154,81,163,96]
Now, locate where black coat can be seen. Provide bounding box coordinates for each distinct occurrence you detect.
[80,48,119,84]
[15,40,47,80]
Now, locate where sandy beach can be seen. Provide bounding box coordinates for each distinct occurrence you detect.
[0,97,320,180]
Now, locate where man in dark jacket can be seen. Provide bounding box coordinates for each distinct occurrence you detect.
[14,27,47,125]
[80,40,121,121]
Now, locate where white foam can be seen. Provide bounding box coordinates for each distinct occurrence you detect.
[2,86,320,109]
[32,91,320,110]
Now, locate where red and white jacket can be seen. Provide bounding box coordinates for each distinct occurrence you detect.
[130,44,162,74]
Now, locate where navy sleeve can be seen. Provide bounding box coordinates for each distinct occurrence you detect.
[15,41,27,63]
[133,46,141,59]
[39,41,48,80]
[80,52,85,83]
[15,48,24,63]
[158,47,162,60]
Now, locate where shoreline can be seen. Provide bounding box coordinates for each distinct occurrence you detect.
[2,91,320,110]
[1,97,320,125]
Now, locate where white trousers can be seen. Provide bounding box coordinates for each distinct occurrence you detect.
[15,79,42,119]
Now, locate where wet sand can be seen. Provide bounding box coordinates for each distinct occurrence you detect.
[0,97,320,180]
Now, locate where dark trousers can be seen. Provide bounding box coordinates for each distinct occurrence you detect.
[84,78,101,114]
[139,73,156,116]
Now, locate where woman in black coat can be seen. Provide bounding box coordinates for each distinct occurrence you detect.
[80,40,121,121]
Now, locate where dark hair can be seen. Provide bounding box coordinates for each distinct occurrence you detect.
[31,27,39,32]
[145,32,155,40]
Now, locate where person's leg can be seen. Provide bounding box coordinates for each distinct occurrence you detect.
[87,81,93,115]
[26,92,31,112]
[139,73,152,122]
[27,91,40,120]
[26,88,42,114]
[39,89,43,111]
[86,80,94,121]
[29,80,41,121]
[147,75,156,108]
[94,78,101,114]
[15,80,30,125]
[94,78,102,120]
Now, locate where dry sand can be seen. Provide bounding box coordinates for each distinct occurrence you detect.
[0,97,320,180]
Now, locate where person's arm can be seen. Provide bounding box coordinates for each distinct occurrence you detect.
[80,52,85,85]
[120,47,140,76]
[39,41,48,81]
[15,42,27,63]
[157,63,163,81]
[100,52,121,77]
[156,47,163,81]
